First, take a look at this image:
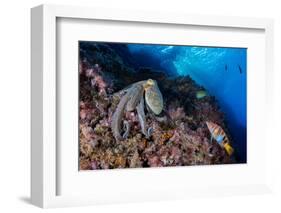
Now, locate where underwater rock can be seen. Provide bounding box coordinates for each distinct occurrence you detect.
[129,150,142,168]
[147,155,162,167]
[79,43,236,170]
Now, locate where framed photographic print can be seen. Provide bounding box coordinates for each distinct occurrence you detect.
[31,4,274,208]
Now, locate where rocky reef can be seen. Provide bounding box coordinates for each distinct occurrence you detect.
[79,42,235,170]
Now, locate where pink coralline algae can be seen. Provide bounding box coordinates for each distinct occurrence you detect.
[79,45,236,170]
[84,64,108,96]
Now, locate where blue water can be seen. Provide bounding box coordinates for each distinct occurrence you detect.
[127,44,247,162]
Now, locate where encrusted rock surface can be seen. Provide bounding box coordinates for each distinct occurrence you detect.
[79,43,235,170]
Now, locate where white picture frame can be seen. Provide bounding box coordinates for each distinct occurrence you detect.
[31,4,274,208]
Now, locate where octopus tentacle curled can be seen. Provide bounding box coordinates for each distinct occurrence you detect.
[111,79,163,141]
[111,87,133,141]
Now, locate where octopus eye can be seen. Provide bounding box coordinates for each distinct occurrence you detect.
[146,79,154,86]
[144,79,155,90]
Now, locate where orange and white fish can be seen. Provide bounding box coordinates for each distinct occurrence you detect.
[206,121,234,156]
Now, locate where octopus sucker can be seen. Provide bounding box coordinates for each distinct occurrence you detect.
[111,79,164,141]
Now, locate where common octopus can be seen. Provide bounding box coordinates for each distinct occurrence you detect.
[111,79,163,141]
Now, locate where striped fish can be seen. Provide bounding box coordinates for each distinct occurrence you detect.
[206,121,234,156]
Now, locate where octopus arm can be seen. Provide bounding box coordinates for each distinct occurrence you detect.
[111,92,131,141]
[136,96,152,138]
[126,84,144,111]
[122,120,130,139]
[114,80,146,97]
[113,85,131,97]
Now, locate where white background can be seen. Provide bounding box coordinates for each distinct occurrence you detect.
[0,0,280,212]
[58,17,266,198]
